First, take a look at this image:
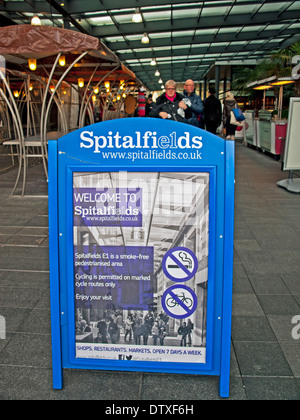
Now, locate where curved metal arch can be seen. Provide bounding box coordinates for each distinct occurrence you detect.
[42,51,90,155]
[79,65,119,128]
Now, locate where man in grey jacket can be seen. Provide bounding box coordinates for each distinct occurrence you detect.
[183,79,204,128]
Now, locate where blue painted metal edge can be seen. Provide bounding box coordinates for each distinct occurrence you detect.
[48,121,235,397]
[62,165,218,376]
[219,139,235,398]
[48,140,63,390]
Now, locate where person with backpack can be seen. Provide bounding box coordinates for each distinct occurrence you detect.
[222,92,238,140]
[204,87,222,134]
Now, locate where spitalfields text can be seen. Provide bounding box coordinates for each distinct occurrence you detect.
[80,130,203,153]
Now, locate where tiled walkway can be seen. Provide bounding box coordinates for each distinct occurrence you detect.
[0,143,299,400]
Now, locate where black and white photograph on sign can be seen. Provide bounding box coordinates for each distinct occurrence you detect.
[73,171,209,364]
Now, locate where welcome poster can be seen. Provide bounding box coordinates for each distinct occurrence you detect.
[73,171,209,364]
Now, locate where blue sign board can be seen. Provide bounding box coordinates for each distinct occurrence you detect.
[48,118,235,398]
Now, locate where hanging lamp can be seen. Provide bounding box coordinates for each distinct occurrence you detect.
[59,55,66,66]
[78,78,84,88]
[141,33,150,44]
[31,15,41,25]
[132,8,142,23]
[28,59,37,71]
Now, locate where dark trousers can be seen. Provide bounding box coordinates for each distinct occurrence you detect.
[205,123,218,134]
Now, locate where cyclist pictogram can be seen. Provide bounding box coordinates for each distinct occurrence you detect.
[162,285,197,319]
[166,292,193,309]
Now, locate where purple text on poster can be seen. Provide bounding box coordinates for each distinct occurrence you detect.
[74,245,154,311]
[73,188,142,227]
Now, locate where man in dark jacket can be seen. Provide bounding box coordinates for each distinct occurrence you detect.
[148,80,192,123]
[183,79,204,128]
[204,87,222,134]
[178,322,189,347]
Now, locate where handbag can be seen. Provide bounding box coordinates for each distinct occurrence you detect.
[124,95,137,115]
[232,107,245,122]
[230,111,243,127]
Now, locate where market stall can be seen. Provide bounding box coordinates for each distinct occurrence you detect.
[0,25,141,195]
[277,97,300,193]
[245,77,295,158]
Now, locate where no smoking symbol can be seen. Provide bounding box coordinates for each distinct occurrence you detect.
[162,247,198,282]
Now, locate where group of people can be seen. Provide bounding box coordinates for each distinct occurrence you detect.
[124,311,169,346]
[145,79,239,140]
[78,309,195,348]
[93,310,170,347]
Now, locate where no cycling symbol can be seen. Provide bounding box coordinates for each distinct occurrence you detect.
[162,247,198,282]
[162,285,198,319]
[162,247,198,319]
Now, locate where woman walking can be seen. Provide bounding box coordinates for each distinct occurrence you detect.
[222,92,238,140]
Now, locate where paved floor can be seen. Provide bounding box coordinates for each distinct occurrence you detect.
[0,143,299,400]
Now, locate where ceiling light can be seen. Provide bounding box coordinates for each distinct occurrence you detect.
[141,33,150,44]
[155,70,160,76]
[59,55,66,67]
[132,8,142,23]
[270,78,295,86]
[253,85,272,90]
[271,81,295,86]
[150,58,156,66]
[159,79,163,84]
[247,76,276,89]
[31,15,41,26]
[78,78,84,88]
[28,58,37,71]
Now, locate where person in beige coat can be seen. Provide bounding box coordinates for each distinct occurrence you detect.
[222,92,238,140]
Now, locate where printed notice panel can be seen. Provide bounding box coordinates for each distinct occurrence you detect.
[73,171,209,364]
[75,245,154,311]
[74,187,142,227]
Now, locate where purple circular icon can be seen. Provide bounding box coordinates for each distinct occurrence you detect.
[162,247,198,282]
[162,284,198,319]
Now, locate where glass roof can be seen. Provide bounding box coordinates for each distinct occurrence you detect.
[0,0,299,91]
